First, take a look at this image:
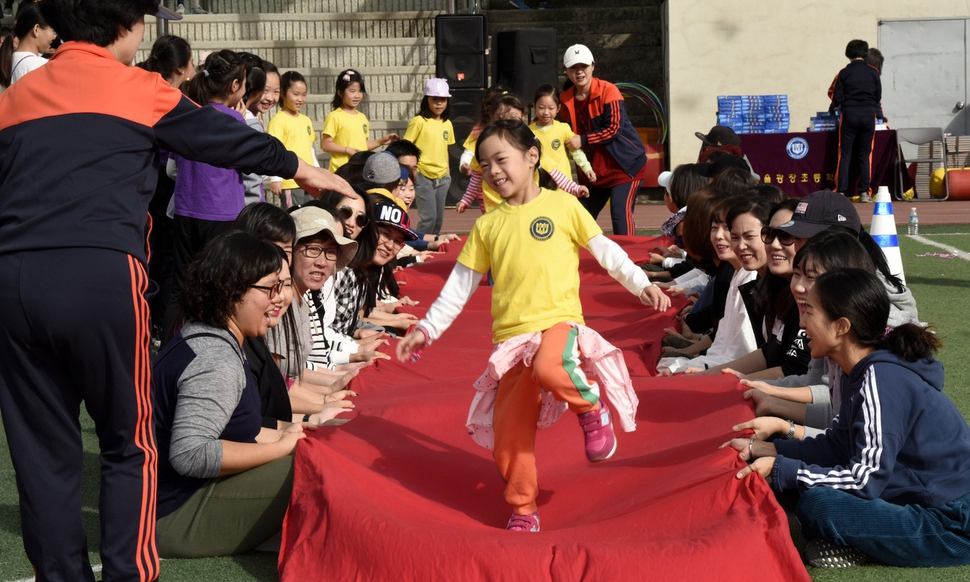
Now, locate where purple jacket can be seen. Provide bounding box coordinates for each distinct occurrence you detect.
[173,103,246,221]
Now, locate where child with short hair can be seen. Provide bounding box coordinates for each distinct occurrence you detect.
[267,70,318,208]
[398,119,670,532]
[830,39,883,201]
[320,69,398,172]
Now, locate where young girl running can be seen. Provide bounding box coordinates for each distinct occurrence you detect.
[397,120,671,532]
[403,78,455,235]
[458,92,595,213]
[267,71,318,208]
[321,68,398,173]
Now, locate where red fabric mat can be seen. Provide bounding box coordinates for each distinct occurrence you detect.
[279,237,810,581]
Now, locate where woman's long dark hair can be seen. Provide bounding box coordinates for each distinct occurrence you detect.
[0,2,50,87]
[814,269,939,361]
[474,120,557,191]
[760,199,800,329]
[137,35,192,84]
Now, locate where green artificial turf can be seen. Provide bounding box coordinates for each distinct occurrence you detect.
[2,234,970,581]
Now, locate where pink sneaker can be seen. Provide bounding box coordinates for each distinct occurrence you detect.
[578,402,617,462]
[506,512,540,532]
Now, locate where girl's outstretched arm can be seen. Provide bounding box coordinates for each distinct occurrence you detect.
[586,234,672,312]
[396,263,484,361]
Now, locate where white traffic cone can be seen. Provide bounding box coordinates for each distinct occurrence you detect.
[869,186,906,285]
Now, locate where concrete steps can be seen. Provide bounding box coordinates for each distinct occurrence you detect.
[145,11,438,43]
[203,0,450,12]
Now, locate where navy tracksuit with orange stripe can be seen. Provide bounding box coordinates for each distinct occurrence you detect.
[559,77,646,236]
[0,42,298,581]
[830,59,883,196]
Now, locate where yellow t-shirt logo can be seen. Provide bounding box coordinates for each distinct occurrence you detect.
[443,130,450,141]
[551,138,562,150]
[529,217,555,241]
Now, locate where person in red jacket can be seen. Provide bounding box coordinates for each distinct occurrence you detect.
[0,2,353,580]
[558,44,646,235]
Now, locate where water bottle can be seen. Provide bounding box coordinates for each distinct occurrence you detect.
[908,207,919,236]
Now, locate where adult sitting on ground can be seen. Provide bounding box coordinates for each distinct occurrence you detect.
[725,269,970,569]
[153,231,305,557]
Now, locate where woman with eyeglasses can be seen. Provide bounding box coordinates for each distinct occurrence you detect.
[234,203,356,427]
[152,231,305,557]
[265,205,381,413]
[297,195,393,369]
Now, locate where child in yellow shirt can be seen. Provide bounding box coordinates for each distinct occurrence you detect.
[530,84,596,189]
[320,69,398,172]
[403,78,455,235]
[266,71,317,208]
[397,120,670,533]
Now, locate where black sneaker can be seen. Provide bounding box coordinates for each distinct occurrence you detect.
[804,539,870,568]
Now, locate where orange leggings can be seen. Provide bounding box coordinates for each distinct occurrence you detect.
[493,323,600,514]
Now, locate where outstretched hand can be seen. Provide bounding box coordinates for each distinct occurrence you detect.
[397,327,429,362]
[639,285,671,312]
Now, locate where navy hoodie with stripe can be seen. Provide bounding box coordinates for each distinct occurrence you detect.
[773,350,970,507]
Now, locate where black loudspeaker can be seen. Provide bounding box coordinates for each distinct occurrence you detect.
[493,28,558,105]
[446,88,485,204]
[435,15,488,89]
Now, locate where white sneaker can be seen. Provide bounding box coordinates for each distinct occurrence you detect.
[176,2,185,14]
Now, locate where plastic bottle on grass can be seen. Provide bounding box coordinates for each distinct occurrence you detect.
[908,207,919,236]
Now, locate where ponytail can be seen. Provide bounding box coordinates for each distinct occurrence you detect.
[185,49,246,105]
[537,168,558,191]
[0,34,14,87]
[814,269,940,362]
[880,323,940,362]
[137,35,193,84]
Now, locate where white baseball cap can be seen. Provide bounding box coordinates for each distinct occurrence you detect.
[423,77,452,98]
[657,171,673,194]
[563,44,594,68]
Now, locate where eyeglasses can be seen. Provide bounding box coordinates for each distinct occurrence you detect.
[250,280,285,299]
[377,230,405,250]
[299,244,340,260]
[336,206,369,228]
[761,226,797,247]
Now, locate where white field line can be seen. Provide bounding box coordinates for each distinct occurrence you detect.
[909,234,970,261]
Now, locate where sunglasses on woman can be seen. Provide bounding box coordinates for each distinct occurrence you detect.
[761,226,797,247]
[336,205,369,228]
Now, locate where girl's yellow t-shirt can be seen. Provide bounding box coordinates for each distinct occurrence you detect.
[403,115,455,180]
[322,108,370,172]
[266,110,316,190]
[529,120,577,179]
[457,188,602,343]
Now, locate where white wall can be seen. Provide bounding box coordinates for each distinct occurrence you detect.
[665,1,970,166]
